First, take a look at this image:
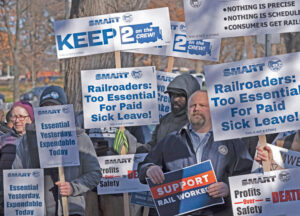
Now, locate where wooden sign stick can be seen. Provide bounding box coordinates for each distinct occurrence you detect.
[114,50,130,216]
[143,207,150,216]
[59,166,69,216]
[166,56,174,73]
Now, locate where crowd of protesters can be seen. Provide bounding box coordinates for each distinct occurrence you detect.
[0,74,294,216]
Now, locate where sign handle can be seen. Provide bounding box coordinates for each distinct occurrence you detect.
[119,127,128,216]
[123,192,130,216]
[143,207,150,216]
[115,51,121,68]
[114,50,130,216]
[166,56,174,73]
[258,135,271,172]
[59,166,69,216]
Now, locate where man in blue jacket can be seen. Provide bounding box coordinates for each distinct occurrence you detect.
[138,90,253,216]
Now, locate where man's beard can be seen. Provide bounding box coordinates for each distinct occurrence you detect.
[171,102,186,114]
[189,114,206,128]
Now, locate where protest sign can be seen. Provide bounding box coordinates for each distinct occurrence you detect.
[4,169,44,216]
[54,7,171,59]
[252,143,300,172]
[126,21,221,62]
[34,104,79,168]
[81,66,159,128]
[88,127,117,138]
[229,168,300,216]
[97,154,149,194]
[183,0,300,39]
[156,71,178,118]
[130,191,155,208]
[147,160,223,216]
[205,52,300,141]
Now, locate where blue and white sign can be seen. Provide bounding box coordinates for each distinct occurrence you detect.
[126,21,221,61]
[147,161,223,216]
[131,191,155,208]
[4,169,44,216]
[34,104,80,168]
[205,52,300,141]
[157,71,178,119]
[54,7,171,59]
[88,127,118,138]
[183,0,300,39]
[97,154,149,194]
[229,168,300,216]
[81,67,159,128]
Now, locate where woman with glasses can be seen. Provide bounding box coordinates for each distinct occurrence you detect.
[0,100,34,216]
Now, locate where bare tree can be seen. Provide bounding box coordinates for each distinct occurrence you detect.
[0,0,23,101]
[64,0,150,111]
[283,32,300,53]
[21,0,64,87]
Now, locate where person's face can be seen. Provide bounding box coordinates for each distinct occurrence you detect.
[188,92,211,131]
[10,106,32,135]
[170,93,187,115]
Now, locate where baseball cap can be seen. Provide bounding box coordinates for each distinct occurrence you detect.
[39,85,67,106]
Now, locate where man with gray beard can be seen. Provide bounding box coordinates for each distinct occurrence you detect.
[138,90,253,216]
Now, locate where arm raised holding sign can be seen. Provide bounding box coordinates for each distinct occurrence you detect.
[255,144,284,171]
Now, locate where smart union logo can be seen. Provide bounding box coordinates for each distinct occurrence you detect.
[62,107,70,114]
[278,171,291,182]
[268,57,283,72]
[131,69,143,79]
[123,13,133,23]
[32,171,41,178]
[179,24,186,33]
[190,0,202,8]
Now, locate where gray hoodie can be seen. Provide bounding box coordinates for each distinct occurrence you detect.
[125,74,201,153]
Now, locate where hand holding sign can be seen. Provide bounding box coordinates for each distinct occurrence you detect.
[207,182,229,198]
[254,145,283,171]
[56,181,73,196]
[255,145,273,163]
[146,165,165,184]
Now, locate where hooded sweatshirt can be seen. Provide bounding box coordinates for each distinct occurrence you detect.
[125,74,200,153]
[150,74,201,146]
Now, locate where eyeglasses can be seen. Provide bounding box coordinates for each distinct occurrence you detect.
[11,115,29,121]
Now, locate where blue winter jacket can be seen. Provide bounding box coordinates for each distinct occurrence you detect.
[138,124,253,216]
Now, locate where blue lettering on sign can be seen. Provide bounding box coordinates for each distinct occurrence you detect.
[187,40,211,56]
[223,63,265,77]
[56,29,117,50]
[120,22,162,44]
[171,24,178,30]
[173,34,187,53]
[89,17,120,26]
[173,34,212,56]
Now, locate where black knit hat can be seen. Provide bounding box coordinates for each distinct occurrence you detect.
[39,85,67,106]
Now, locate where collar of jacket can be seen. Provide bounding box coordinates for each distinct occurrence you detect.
[10,128,22,137]
[177,123,189,135]
[177,124,213,136]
